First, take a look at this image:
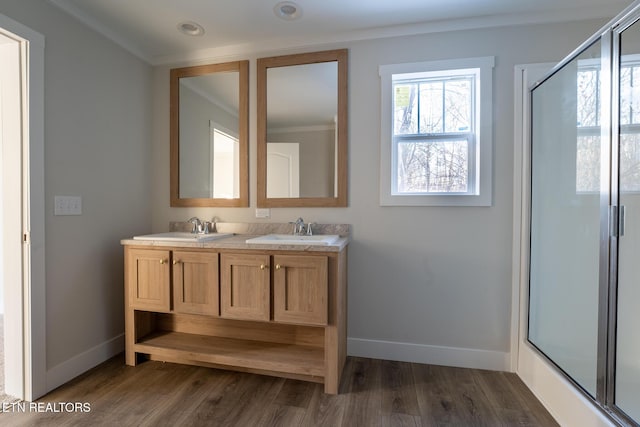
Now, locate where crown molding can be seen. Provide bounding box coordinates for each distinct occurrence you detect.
[152,5,621,66]
[48,0,621,67]
[48,0,152,63]
[180,79,239,118]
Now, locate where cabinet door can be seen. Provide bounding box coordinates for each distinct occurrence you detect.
[173,251,219,316]
[127,248,171,312]
[220,253,270,321]
[273,255,328,326]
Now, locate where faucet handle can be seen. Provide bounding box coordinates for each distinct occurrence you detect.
[203,221,212,234]
[306,223,315,236]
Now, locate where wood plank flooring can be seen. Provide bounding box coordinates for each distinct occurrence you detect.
[0,354,558,426]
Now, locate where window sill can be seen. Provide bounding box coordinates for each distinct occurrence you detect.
[379,193,492,207]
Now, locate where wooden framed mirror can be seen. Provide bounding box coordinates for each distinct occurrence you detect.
[257,49,347,207]
[170,60,249,207]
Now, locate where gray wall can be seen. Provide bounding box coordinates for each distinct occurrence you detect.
[0,1,152,371]
[151,19,608,366]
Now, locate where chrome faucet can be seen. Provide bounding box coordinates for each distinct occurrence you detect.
[289,218,315,236]
[188,217,214,234]
[290,217,306,236]
[188,217,202,234]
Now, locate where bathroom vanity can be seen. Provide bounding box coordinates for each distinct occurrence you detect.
[121,224,348,394]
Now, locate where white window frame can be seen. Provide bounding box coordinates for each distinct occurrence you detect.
[379,56,494,206]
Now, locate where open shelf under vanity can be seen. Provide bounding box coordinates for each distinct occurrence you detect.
[131,311,327,384]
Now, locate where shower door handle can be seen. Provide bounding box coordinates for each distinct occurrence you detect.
[610,205,626,238]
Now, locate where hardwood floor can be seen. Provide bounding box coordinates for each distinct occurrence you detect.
[0,354,558,426]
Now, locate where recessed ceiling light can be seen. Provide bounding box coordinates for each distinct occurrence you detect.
[177,21,205,36]
[274,1,302,21]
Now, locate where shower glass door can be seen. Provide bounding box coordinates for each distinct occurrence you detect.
[615,17,640,423]
[528,5,640,424]
[528,39,603,398]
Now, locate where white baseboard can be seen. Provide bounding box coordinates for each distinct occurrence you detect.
[45,334,124,394]
[348,337,510,371]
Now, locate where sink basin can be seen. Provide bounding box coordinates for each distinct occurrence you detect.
[245,234,341,245]
[133,232,233,242]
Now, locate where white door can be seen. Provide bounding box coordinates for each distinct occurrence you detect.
[0,30,23,401]
[267,142,300,198]
[0,13,46,401]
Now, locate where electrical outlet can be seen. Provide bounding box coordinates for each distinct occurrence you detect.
[54,196,82,215]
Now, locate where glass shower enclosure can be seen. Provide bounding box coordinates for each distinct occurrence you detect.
[529,3,640,425]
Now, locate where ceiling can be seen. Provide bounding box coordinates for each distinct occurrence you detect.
[48,0,632,64]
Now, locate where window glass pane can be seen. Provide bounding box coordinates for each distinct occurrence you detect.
[394,83,418,134]
[419,81,443,133]
[396,139,468,193]
[444,79,471,132]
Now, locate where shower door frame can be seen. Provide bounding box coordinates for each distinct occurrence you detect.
[526,3,640,426]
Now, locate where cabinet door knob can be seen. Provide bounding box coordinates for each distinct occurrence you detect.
[260,264,268,270]
[159,259,167,265]
[275,264,282,270]
[173,259,181,265]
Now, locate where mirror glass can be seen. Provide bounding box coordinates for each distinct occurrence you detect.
[170,61,248,207]
[257,50,348,207]
[266,62,337,198]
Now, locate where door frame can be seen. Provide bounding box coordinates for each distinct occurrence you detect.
[0,13,45,401]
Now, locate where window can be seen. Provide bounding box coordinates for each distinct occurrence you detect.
[379,57,494,206]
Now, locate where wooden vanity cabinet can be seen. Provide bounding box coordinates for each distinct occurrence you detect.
[273,254,328,326]
[172,250,219,316]
[219,253,328,326]
[126,248,171,312]
[125,247,219,315]
[220,253,270,321]
[124,243,348,394]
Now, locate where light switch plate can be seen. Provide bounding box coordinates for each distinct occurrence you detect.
[255,208,270,218]
[54,196,82,215]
